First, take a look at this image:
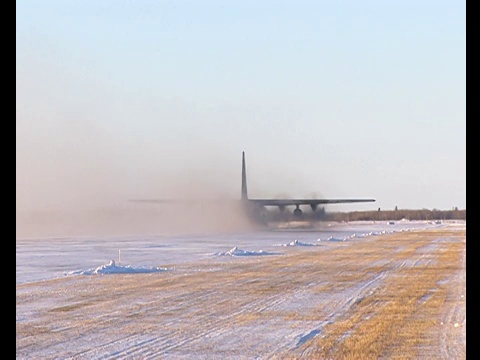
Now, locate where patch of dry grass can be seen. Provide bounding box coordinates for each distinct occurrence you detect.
[294,229,465,359]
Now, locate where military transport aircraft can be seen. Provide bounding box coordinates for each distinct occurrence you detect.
[238,152,375,222]
[131,152,375,225]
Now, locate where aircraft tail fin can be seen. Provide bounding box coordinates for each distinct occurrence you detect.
[241,151,248,200]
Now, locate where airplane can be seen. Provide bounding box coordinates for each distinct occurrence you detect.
[131,152,375,225]
[239,152,375,223]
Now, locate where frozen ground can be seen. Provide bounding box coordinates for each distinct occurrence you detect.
[16,220,466,359]
[17,220,443,285]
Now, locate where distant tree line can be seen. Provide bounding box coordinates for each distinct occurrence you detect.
[325,208,466,222]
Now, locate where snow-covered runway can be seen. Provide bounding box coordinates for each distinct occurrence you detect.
[16,220,465,359]
[17,220,441,285]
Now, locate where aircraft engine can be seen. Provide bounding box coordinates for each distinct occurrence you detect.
[293,207,303,217]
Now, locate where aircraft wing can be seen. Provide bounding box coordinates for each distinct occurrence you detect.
[129,198,375,206]
[128,198,239,204]
[248,198,375,207]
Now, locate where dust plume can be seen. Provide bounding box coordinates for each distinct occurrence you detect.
[16,117,256,238]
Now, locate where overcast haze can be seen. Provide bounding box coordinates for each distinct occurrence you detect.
[16,1,466,221]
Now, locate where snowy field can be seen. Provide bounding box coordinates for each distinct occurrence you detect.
[17,220,444,285]
[16,220,466,359]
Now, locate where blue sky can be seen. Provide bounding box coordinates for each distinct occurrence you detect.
[16,1,465,212]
